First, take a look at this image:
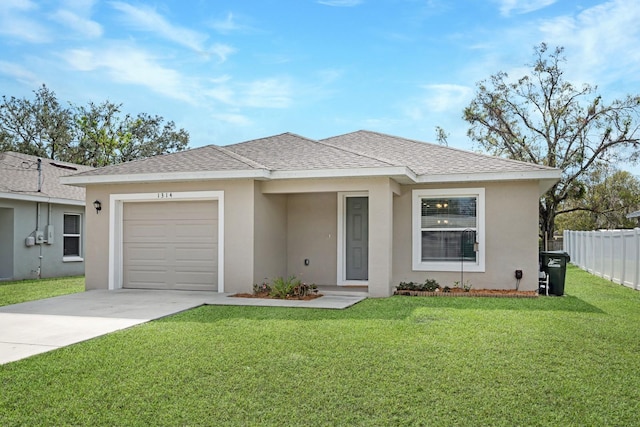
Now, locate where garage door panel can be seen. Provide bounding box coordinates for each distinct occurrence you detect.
[125,245,168,263]
[124,223,171,244]
[125,269,172,289]
[123,201,217,218]
[175,245,216,263]
[174,222,217,243]
[174,270,217,291]
[123,200,219,291]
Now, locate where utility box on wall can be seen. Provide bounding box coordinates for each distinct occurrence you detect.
[46,225,54,244]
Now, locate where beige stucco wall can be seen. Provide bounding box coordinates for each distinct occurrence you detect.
[393,180,540,291]
[253,182,288,284]
[286,192,337,285]
[368,179,396,297]
[83,175,541,297]
[84,180,255,293]
[264,177,398,296]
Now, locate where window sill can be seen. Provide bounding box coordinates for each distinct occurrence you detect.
[413,261,484,272]
[63,256,84,263]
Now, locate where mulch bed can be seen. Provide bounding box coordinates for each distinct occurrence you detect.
[394,289,538,298]
[230,292,323,301]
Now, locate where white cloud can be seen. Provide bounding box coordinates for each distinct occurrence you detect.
[419,84,473,113]
[51,9,102,38]
[537,0,640,86]
[0,60,40,86]
[317,0,363,7]
[0,0,36,12]
[63,45,194,103]
[210,43,236,63]
[110,2,235,62]
[111,2,204,51]
[0,0,51,42]
[203,76,293,109]
[205,86,236,105]
[242,78,292,108]
[212,113,252,126]
[210,12,254,35]
[497,0,556,16]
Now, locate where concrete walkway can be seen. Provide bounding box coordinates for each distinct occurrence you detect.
[0,290,365,365]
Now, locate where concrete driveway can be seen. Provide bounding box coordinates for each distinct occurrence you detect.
[0,289,365,365]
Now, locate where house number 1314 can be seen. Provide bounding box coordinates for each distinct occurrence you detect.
[157,192,173,198]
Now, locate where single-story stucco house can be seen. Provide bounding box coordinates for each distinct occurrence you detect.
[0,152,93,281]
[61,130,561,297]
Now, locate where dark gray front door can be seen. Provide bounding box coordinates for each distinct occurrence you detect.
[345,197,368,281]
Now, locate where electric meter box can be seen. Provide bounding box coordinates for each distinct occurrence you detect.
[46,225,54,244]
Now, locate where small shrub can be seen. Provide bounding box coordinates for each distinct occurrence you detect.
[253,282,271,295]
[291,282,318,298]
[270,276,301,299]
[422,278,440,292]
[443,286,451,293]
[397,281,417,291]
[396,279,440,292]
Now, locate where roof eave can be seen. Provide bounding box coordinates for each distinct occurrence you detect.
[60,167,418,186]
[60,169,272,186]
[58,166,561,192]
[0,192,85,206]
[270,166,416,183]
[416,169,562,194]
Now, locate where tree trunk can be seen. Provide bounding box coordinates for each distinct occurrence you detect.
[539,202,556,251]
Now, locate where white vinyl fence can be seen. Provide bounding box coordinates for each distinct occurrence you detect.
[564,229,640,291]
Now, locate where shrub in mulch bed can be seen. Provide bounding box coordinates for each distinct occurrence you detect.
[394,290,538,298]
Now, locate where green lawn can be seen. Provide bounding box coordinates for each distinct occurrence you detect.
[1,266,639,426]
[0,276,84,306]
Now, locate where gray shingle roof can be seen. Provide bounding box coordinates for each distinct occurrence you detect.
[224,133,393,170]
[320,130,556,175]
[63,130,560,185]
[0,152,92,202]
[70,144,264,177]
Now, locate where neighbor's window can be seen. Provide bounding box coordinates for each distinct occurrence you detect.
[412,188,485,272]
[63,213,81,258]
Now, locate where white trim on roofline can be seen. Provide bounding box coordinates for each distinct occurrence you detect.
[270,166,415,180]
[61,169,271,186]
[61,165,561,187]
[415,169,562,184]
[0,191,85,206]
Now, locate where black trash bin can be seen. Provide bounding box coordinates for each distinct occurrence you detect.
[539,251,571,296]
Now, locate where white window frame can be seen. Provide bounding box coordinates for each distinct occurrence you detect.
[63,213,83,262]
[412,188,485,272]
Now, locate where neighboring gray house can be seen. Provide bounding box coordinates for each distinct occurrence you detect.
[626,210,640,227]
[63,130,561,297]
[0,152,93,281]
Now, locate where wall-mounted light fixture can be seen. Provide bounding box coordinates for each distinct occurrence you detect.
[93,200,102,214]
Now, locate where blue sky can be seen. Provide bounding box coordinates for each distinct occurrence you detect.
[1,0,640,171]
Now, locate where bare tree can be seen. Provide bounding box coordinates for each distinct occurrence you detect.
[464,43,640,248]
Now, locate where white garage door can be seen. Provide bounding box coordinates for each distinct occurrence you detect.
[123,200,218,291]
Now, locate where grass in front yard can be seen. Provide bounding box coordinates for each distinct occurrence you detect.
[1,266,639,425]
[0,276,84,307]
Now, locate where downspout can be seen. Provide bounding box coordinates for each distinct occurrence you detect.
[37,158,42,192]
[36,202,42,279]
[36,158,43,279]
